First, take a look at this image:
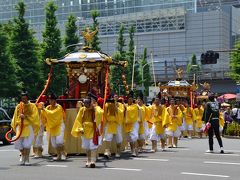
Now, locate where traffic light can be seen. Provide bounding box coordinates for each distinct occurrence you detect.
[201,51,219,64]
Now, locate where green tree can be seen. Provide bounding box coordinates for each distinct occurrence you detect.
[9,1,42,98]
[230,40,240,82]
[187,54,201,83]
[110,25,126,94]
[64,14,79,53]
[126,25,141,88]
[42,1,66,95]
[0,24,20,98]
[140,48,151,96]
[90,10,101,51]
[117,25,126,57]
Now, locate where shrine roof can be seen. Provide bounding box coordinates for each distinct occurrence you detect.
[161,80,191,87]
[57,51,111,63]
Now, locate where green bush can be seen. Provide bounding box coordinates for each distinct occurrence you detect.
[225,122,240,136]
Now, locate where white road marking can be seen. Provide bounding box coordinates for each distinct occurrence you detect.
[224,149,240,153]
[46,165,68,168]
[104,167,142,171]
[204,161,240,166]
[0,149,18,152]
[133,158,169,162]
[176,148,190,151]
[181,172,229,178]
[204,153,240,156]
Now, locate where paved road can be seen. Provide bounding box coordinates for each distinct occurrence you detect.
[1,137,239,180]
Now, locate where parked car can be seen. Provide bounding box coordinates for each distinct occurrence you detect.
[0,107,12,145]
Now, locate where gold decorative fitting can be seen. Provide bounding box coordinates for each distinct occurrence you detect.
[176,67,183,79]
[79,54,87,59]
[45,58,58,65]
[80,27,98,48]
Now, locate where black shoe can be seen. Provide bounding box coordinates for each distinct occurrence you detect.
[90,163,95,168]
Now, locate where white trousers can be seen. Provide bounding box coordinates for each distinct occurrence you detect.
[34,123,44,147]
[14,125,34,150]
[149,124,166,141]
[50,122,65,148]
[181,119,193,131]
[81,136,102,150]
[126,122,139,143]
[104,124,123,144]
[165,127,181,137]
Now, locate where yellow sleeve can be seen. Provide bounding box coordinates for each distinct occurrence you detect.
[219,112,224,127]
[29,104,40,136]
[95,106,103,127]
[42,105,63,129]
[193,109,197,121]
[176,108,183,126]
[126,104,138,123]
[71,107,84,137]
[117,103,125,124]
[162,107,170,127]
[11,104,20,132]
[145,105,153,122]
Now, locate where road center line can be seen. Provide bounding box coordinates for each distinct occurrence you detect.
[204,161,240,166]
[103,167,142,171]
[204,153,240,156]
[46,165,68,168]
[175,148,190,151]
[224,149,240,153]
[133,158,169,162]
[181,172,229,178]
[0,149,18,152]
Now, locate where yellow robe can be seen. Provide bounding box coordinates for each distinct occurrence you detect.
[182,107,194,125]
[194,106,204,128]
[150,104,166,134]
[138,105,146,135]
[124,104,138,133]
[145,105,153,129]
[41,104,64,137]
[164,105,182,132]
[104,102,123,134]
[71,106,103,139]
[117,103,125,125]
[11,102,40,138]
[219,112,224,128]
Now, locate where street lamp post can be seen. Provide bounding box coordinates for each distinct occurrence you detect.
[118,84,125,96]
[191,64,198,84]
[131,46,137,91]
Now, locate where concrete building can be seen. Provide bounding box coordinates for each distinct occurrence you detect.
[0,0,239,93]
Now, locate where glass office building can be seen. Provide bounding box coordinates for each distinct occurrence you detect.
[0,0,239,92]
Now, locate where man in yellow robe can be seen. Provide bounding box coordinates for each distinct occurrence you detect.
[149,98,167,152]
[103,95,124,158]
[11,91,40,165]
[136,96,148,152]
[164,98,182,148]
[194,102,204,138]
[181,100,194,139]
[124,96,139,157]
[71,98,103,168]
[41,93,66,161]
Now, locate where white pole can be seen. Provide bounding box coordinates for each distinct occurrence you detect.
[193,73,196,84]
[131,46,137,90]
[194,0,197,13]
[151,52,156,87]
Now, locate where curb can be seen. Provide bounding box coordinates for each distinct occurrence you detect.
[223,135,240,139]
